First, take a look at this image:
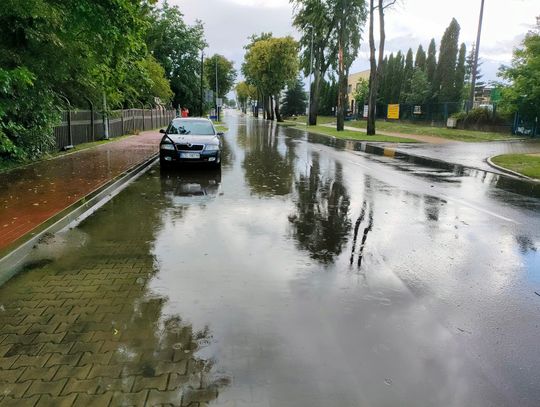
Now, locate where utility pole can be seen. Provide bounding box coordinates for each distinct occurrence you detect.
[200,50,204,117]
[469,0,485,110]
[215,58,220,122]
[307,25,314,126]
[103,91,109,140]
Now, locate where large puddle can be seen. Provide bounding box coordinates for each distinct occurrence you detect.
[1,114,539,406]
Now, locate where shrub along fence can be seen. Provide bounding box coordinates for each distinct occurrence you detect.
[53,108,176,150]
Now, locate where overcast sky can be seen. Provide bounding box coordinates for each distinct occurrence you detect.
[171,0,538,82]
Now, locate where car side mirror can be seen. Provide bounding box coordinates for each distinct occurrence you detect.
[217,132,225,136]
[159,128,166,134]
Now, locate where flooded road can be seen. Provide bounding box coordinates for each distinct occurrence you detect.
[1,113,540,406]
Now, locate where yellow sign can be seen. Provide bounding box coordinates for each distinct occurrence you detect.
[387,104,400,120]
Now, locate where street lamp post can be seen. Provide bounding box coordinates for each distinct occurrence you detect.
[307,25,314,126]
[200,49,204,117]
[469,0,485,110]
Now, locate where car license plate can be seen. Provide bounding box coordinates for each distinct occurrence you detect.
[180,152,200,159]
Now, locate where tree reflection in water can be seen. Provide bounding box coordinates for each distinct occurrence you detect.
[289,153,352,264]
[0,170,228,405]
[243,121,296,196]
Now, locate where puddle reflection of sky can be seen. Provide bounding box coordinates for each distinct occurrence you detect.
[525,250,540,284]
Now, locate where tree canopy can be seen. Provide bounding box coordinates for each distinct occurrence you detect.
[499,27,540,120]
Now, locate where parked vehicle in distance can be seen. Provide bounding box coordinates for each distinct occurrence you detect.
[159,118,224,168]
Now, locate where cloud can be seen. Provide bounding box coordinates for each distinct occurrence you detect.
[170,0,537,81]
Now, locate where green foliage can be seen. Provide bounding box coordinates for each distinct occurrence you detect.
[415,45,426,71]
[402,69,431,105]
[281,76,307,117]
[243,36,299,98]
[426,39,437,87]
[236,81,257,112]
[0,0,185,161]
[353,78,369,105]
[204,54,237,98]
[147,2,207,111]
[318,79,339,115]
[434,18,461,103]
[453,43,467,103]
[291,0,367,124]
[0,67,58,160]
[499,29,540,120]
[401,48,414,101]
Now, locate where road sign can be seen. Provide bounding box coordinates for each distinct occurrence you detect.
[387,104,400,120]
[363,105,369,118]
[216,98,223,107]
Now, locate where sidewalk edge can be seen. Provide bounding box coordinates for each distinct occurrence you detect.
[486,156,538,182]
[0,154,158,286]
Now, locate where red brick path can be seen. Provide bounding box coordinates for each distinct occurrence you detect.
[0,131,162,252]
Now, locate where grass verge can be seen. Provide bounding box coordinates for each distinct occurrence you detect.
[491,154,540,179]
[346,119,519,142]
[293,124,418,143]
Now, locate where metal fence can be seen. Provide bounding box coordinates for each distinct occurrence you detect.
[53,108,177,150]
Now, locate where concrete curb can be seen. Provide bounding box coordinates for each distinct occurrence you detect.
[486,156,539,182]
[0,154,158,286]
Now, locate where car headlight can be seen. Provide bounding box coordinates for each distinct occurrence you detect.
[205,144,219,151]
[161,143,175,151]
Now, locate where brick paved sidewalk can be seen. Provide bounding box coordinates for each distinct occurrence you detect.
[0,131,161,253]
[0,175,226,405]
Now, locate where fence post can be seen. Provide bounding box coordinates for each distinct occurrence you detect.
[142,108,145,131]
[121,110,124,136]
[150,108,154,129]
[67,110,73,147]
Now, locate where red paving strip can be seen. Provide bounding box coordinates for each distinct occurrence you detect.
[0,131,162,252]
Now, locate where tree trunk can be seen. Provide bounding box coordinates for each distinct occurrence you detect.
[367,0,388,135]
[274,93,283,122]
[309,70,322,126]
[367,0,377,135]
[265,96,273,121]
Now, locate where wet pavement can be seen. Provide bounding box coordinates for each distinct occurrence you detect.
[1,113,540,406]
[0,131,161,253]
[393,139,540,173]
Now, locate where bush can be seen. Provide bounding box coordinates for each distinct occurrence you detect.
[451,107,509,126]
[0,68,59,161]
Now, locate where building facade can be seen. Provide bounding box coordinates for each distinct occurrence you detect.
[347,70,370,115]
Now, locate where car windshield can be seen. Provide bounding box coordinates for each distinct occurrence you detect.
[167,120,215,135]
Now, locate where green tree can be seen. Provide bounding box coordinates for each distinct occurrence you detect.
[243,36,299,122]
[465,43,485,102]
[366,0,399,135]
[319,78,339,115]
[453,43,467,104]
[334,0,367,131]
[402,69,431,105]
[499,27,540,120]
[281,76,308,117]
[291,0,339,125]
[425,38,437,89]
[390,51,404,103]
[415,45,426,71]
[236,81,256,113]
[433,18,461,103]
[292,0,366,128]
[204,54,237,100]
[0,0,161,160]
[147,2,207,112]
[401,48,414,102]
[353,77,369,106]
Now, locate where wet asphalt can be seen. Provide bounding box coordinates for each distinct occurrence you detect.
[2,112,540,406]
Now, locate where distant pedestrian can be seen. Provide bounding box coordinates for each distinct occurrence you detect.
[181,107,189,118]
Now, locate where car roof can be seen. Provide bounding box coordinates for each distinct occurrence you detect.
[172,117,213,123]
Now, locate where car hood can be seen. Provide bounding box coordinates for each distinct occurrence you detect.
[166,134,219,145]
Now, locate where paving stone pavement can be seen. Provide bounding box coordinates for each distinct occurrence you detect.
[0,171,227,406]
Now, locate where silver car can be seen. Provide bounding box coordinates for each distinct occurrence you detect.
[159,118,223,168]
